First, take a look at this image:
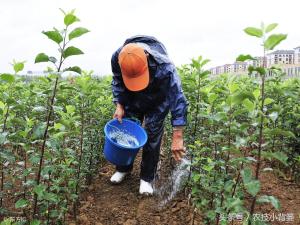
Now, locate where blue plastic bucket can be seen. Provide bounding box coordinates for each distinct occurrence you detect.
[104,118,148,166]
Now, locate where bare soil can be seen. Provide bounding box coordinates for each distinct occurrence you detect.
[254,171,300,225]
[70,155,300,225]
[71,152,201,225]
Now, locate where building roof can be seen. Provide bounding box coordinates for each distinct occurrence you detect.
[255,56,266,59]
[268,50,294,55]
[232,61,248,65]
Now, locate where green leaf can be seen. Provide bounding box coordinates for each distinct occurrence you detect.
[69,27,90,40]
[256,67,266,75]
[272,152,288,166]
[64,66,82,74]
[265,128,296,139]
[236,54,255,62]
[208,93,218,103]
[224,180,234,192]
[29,155,40,165]
[33,184,46,198]
[192,173,200,182]
[234,137,247,148]
[199,70,210,79]
[265,23,278,33]
[232,91,255,104]
[245,180,261,197]
[0,73,15,83]
[0,101,4,109]
[225,197,243,211]
[30,220,41,225]
[264,34,287,50]
[66,105,76,114]
[49,209,60,218]
[44,192,59,202]
[191,58,201,69]
[33,123,46,139]
[200,59,210,67]
[203,164,213,172]
[248,65,254,73]
[257,195,280,210]
[248,65,263,75]
[241,167,261,196]
[13,61,25,73]
[15,198,29,208]
[243,98,255,112]
[64,13,80,26]
[63,46,84,59]
[261,151,288,166]
[49,56,57,64]
[228,83,239,93]
[35,53,49,63]
[264,98,274,105]
[0,218,14,225]
[241,167,252,184]
[54,123,65,131]
[244,27,263,38]
[42,30,63,44]
[253,89,260,100]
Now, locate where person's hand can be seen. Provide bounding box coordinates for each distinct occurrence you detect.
[171,127,186,161]
[113,103,124,122]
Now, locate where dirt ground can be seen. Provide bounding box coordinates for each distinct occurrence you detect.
[254,170,300,225]
[69,154,300,225]
[71,152,201,225]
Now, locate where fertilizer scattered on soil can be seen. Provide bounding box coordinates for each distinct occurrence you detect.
[155,158,191,206]
[109,130,139,148]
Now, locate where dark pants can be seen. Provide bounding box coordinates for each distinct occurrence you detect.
[116,111,165,182]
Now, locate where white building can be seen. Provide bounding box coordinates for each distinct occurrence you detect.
[250,57,266,67]
[294,46,300,65]
[210,46,300,77]
[267,50,294,66]
[210,65,225,75]
[210,62,248,75]
[281,64,300,78]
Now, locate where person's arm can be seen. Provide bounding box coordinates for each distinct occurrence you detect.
[166,64,188,161]
[167,64,188,127]
[111,49,126,122]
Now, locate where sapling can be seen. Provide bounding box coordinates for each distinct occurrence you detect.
[237,22,287,224]
[32,9,89,218]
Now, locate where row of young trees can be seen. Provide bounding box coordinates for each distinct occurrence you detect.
[179,23,300,225]
[0,10,113,224]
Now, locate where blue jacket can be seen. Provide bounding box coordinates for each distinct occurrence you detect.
[111,35,188,127]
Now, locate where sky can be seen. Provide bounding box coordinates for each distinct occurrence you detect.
[0,0,299,75]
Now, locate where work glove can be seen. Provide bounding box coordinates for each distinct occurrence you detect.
[113,103,124,123]
[171,127,186,161]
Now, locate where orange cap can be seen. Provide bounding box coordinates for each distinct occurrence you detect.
[118,43,149,91]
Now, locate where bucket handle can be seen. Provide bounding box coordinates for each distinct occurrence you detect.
[111,117,141,125]
[126,117,141,125]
